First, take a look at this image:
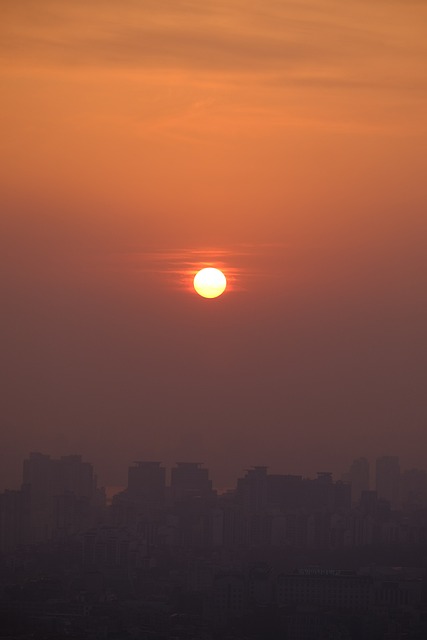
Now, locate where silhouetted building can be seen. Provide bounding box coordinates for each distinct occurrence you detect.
[23,453,95,499]
[370,566,424,611]
[213,572,247,620]
[0,486,30,554]
[360,490,379,516]
[22,452,98,541]
[304,472,351,512]
[343,457,370,505]
[236,466,268,511]
[277,569,373,611]
[127,461,166,504]
[171,462,213,502]
[376,456,400,509]
[265,473,304,510]
[82,525,136,568]
[111,463,166,528]
[54,492,97,538]
[401,468,427,509]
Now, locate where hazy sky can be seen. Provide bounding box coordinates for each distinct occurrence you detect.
[1,0,427,489]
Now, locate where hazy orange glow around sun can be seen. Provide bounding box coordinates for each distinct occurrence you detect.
[193,268,227,298]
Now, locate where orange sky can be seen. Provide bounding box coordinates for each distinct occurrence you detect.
[1,0,427,489]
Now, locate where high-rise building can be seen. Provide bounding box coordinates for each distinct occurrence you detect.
[171,462,213,501]
[23,453,95,499]
[401,468,427,509]
[343,458,370,505]
[359,490,378,516]
[59,454,95,498]
[375,456,400,509]
[0,487,30,554]
[22,452,97,541]
[236,466,268,511]
[127,461,166,504]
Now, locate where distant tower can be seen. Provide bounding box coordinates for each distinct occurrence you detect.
[23,453,95,500]
[343,458,370,505]
[127,461,166,504]
[22,452,97,541]
[401,469,427,509]
[375,456,400,509]
[236,466,268,512]
[170,462,212,501]
[360,490,378,516]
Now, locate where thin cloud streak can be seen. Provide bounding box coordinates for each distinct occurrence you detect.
[116,244,289,292]
[2,0,426,89]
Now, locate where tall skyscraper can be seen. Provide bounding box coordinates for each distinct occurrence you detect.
[0,487,30,554]
[171,462,213,501]
[342,458,370,505]
[22,452,97,541]
[127,461,166,504]
[375,456,400,509]
[23,453,95,499]
[236,466,268,511]
[401,468,427,509]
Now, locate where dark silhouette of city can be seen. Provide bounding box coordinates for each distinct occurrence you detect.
[1,453,427,639]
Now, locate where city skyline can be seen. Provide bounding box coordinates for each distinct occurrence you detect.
[2,0,427,557]
[1,445,427,495]
[3,448,427,557]
[3,449,427,496]
[3,449,427,637]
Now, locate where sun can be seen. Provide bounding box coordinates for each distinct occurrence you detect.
[193,268,227,299]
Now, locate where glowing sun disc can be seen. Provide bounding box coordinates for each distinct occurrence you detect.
[193,268,227,298]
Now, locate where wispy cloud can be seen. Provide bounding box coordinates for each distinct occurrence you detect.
[2,0,426,91]
[112,243,289,292]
